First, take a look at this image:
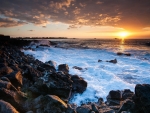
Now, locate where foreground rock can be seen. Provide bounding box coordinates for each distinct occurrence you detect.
[0,100,19,113]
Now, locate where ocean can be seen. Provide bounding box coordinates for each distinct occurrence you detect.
[22,38,150,105]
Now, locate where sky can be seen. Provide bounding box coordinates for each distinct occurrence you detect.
[0,0,150,39]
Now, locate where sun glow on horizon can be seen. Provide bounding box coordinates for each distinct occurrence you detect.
[118,31,130,39]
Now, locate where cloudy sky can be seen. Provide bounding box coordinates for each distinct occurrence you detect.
[0,0,150,38]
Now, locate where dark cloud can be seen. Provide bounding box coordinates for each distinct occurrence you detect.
[29,30,34,32]
[0,17,26,27]
[0,0,150,30]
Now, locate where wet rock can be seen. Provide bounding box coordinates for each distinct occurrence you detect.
[58,64,69,73]
[107,59,117,64]
[0,66,14,76]
[24,95,68,113]
[0,100,19,113]
[29,72,73,99]
[124,53,131,56]
[73,66,83,70]
[5,71,23,89]
[107,90,122,100]
[45,60,57,69]
[91,104,99,113]
[40,62,56,72]
[76,104,92,113]
[118,99,135,113]
[71,75,87,93]
[106,90,122,106]
[122,89,134,100]
[133,84,150,112]
[117,52,123,55]
[22,65,43,82]
[0,88,26,112]
[98,59,102,62]
[0,80,17,91]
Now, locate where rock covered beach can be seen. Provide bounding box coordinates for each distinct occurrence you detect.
[0,38,150,113]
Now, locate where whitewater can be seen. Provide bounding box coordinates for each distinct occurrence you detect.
[22,39,150,105]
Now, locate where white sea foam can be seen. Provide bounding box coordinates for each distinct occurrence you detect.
[23,40,150,105]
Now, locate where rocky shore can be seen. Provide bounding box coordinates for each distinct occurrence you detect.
[0,39,150,113]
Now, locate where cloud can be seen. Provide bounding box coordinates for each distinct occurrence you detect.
[29,30,34,32]
[0,17,26,27]
[0,0,150,31]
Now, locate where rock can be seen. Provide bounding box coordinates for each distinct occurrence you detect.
[0,88,26,112]
[76,104,92,113]
[73,66,83,70]
[133,84,150,112]
[117,52,123,55]
[58,64,69,73]
[122,89,134,100]
[107,59,117,64]
[117,99,135,113]
[5,71,23,89]
[40,62,56,72]
[0,80,17,91]
[45,60,57,69]
[0,66,14,76]
[98,103,115,113]
[106,90,122,106]
[91,104,99,113]
[71,75,87,93]
[124,53,131,56]
[29,72,73,99]
[24,95,68,113]
[0,100,19,113]
[22,65,43,82]
[107,90,122,100]
[66,104,77,113]
[98,59,102,62]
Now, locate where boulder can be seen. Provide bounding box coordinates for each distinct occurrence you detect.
[133,84,150,112]
[29,72,73,99]
[76,104,92,113]
[5,71,23,89]
[106,90,122,106]
[73,66,83,71]
[0,66,13,76]
[107,59,117,64]
[24,95,68,113]
[22,65,43,82]
[71,75,87,93]
[0,88,26,112]
[40,62,56,72]
[0,100,19,113]
[58,64,69,73]
[0,80,17,91]
[122,89,134,100]
[117,52,123,55]
[45,60,57,69]
[117,99,135,113]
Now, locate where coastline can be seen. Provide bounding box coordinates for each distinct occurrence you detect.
[0,39,150,113]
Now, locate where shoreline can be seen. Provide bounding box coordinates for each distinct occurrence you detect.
[0,39,150,113]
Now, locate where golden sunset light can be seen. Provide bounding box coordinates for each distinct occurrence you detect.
[0,0,150,39]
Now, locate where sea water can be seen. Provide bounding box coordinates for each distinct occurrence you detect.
[23,39,150,105]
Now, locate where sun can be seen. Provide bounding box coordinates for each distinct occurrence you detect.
[118,31,130,39]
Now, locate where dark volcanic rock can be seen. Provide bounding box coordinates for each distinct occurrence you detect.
[71,75,87,93]
[107,59,117,64]
[73,66,83,70]
[29,72,73,99]
[133,84,150,113]
[58,64,69,73]
[5,71,23,89]
[0,100,19,113]
[0,66,14,76]
[22,65,43,82]
[76,104,92,113]
[107,90,122,100]
[0,80,17,91]
[24,95,68,113]
[122,89,134,100]
[0,88,26,112]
